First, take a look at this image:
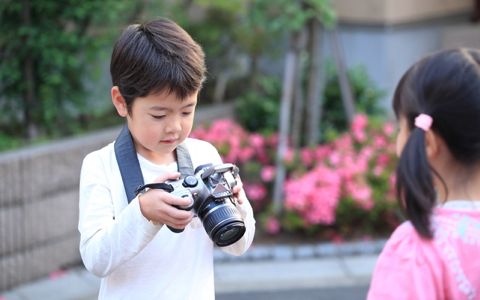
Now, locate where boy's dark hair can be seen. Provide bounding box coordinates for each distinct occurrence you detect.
[110,18,206,111]
[393,48,480,239]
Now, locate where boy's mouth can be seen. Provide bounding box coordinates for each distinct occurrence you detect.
[161,138,178,144]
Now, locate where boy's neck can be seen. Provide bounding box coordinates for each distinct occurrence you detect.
[138,149,176,165]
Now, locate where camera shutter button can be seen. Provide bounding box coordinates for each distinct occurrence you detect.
[183,175,198,187]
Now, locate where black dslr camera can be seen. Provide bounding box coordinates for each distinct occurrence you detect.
[142,163,246,247]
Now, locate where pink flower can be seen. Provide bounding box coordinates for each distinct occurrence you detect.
[347,182,374,210]
[376,153,390,167]
[239,147,255,162]
[334,134,353,149]
[49,269,66,280]
[300,148,314,166]
[284,165,341,225]
[373,165,384,176]
[351,114,368,131]
[261,166,276,182]
[315,145,332,160]
[283,148,294,164]
[249,133,265,148]
[265,216,281,234]
[373,135,387,148]
[383,122,395,136]
[244,183,267,201]
[328,152,341,166]
[353,129,367,143]
[351,114,368,143]
[331,233,344,244]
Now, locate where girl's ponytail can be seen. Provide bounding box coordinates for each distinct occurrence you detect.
[396,128,436,238]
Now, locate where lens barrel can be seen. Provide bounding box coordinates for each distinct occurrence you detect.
[199,200,246,247]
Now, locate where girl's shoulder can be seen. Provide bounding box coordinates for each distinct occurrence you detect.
[385,209,480,251]
[367,222,441,299]
[383,221,429,255]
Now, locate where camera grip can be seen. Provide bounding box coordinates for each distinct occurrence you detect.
[167,225,184,233]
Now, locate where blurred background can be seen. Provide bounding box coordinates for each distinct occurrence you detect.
[0,0,479,298]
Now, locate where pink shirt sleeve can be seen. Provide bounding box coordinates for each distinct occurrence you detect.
[367,222,444,300]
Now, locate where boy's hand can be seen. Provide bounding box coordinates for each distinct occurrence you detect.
[138,172,194,230]
[232,175,248,205]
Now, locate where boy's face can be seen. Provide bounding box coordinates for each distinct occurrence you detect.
[112,87,197,164]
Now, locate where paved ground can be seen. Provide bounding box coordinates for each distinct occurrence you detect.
[1,240,384,300]
[217,286,369,300]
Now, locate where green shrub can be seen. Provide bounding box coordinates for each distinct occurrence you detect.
[234,64,386,141]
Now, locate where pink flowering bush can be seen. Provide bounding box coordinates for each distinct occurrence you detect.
[191,114,401,241]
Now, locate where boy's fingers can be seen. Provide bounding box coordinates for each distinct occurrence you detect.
[152,172,181,183]
[163,206,193,222]
[157,191,193,208]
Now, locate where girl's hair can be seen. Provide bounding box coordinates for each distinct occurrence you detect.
[110,18,206,112]
[393,48,480,239]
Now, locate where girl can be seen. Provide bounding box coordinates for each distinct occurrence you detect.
[367,48,480,299]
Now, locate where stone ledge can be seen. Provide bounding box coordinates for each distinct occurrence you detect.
[213,239,387,263]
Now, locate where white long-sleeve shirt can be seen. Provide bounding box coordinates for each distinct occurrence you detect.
[78,137,256,300]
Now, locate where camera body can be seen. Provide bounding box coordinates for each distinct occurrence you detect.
[166,163,246,247]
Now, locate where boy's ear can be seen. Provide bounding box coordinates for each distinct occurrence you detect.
[111,86,128,117]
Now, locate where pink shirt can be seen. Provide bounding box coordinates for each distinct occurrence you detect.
[368,204,480,300]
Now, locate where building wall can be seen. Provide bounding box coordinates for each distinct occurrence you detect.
[323,0,479,114]
[333,0,472,25]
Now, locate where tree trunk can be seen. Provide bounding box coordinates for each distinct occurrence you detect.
[272,31,301,215]
[306,19,326,146]
[331,28,355,124]
[21,0,38,139]
[291,30,306,149]
[291,63,304,149]
[213,72,228,103]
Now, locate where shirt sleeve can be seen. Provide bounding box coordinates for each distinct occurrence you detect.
[367,223,442,300]
[78,151,161,277]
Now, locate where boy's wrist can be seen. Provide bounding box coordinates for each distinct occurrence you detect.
[138,193,162,226]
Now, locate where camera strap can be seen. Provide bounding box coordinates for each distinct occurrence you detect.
[114,124,194,203]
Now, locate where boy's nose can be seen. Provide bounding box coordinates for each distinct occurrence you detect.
[165,118,182,133]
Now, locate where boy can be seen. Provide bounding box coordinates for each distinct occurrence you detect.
[78,18,256,299]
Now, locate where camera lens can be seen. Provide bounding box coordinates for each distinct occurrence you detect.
[216,223,245,246]
[198,200,246,247]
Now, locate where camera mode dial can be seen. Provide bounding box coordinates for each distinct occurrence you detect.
[182,175,198,188]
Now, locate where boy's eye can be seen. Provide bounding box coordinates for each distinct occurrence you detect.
[151,115,166,119]
[182,111,193,116]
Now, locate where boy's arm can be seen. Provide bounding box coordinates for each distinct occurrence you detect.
[78,152,160,277]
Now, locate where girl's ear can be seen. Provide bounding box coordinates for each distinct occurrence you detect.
[111,86,128,117]
[425,130,441,159]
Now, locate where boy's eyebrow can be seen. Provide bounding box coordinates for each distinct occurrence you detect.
[149,102,196,111]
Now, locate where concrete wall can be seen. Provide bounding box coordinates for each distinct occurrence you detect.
[333,0,472,25]
[320,13,480,114]
[0,103,234,291]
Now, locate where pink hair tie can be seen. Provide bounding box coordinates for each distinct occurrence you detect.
[415,114,433,131]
